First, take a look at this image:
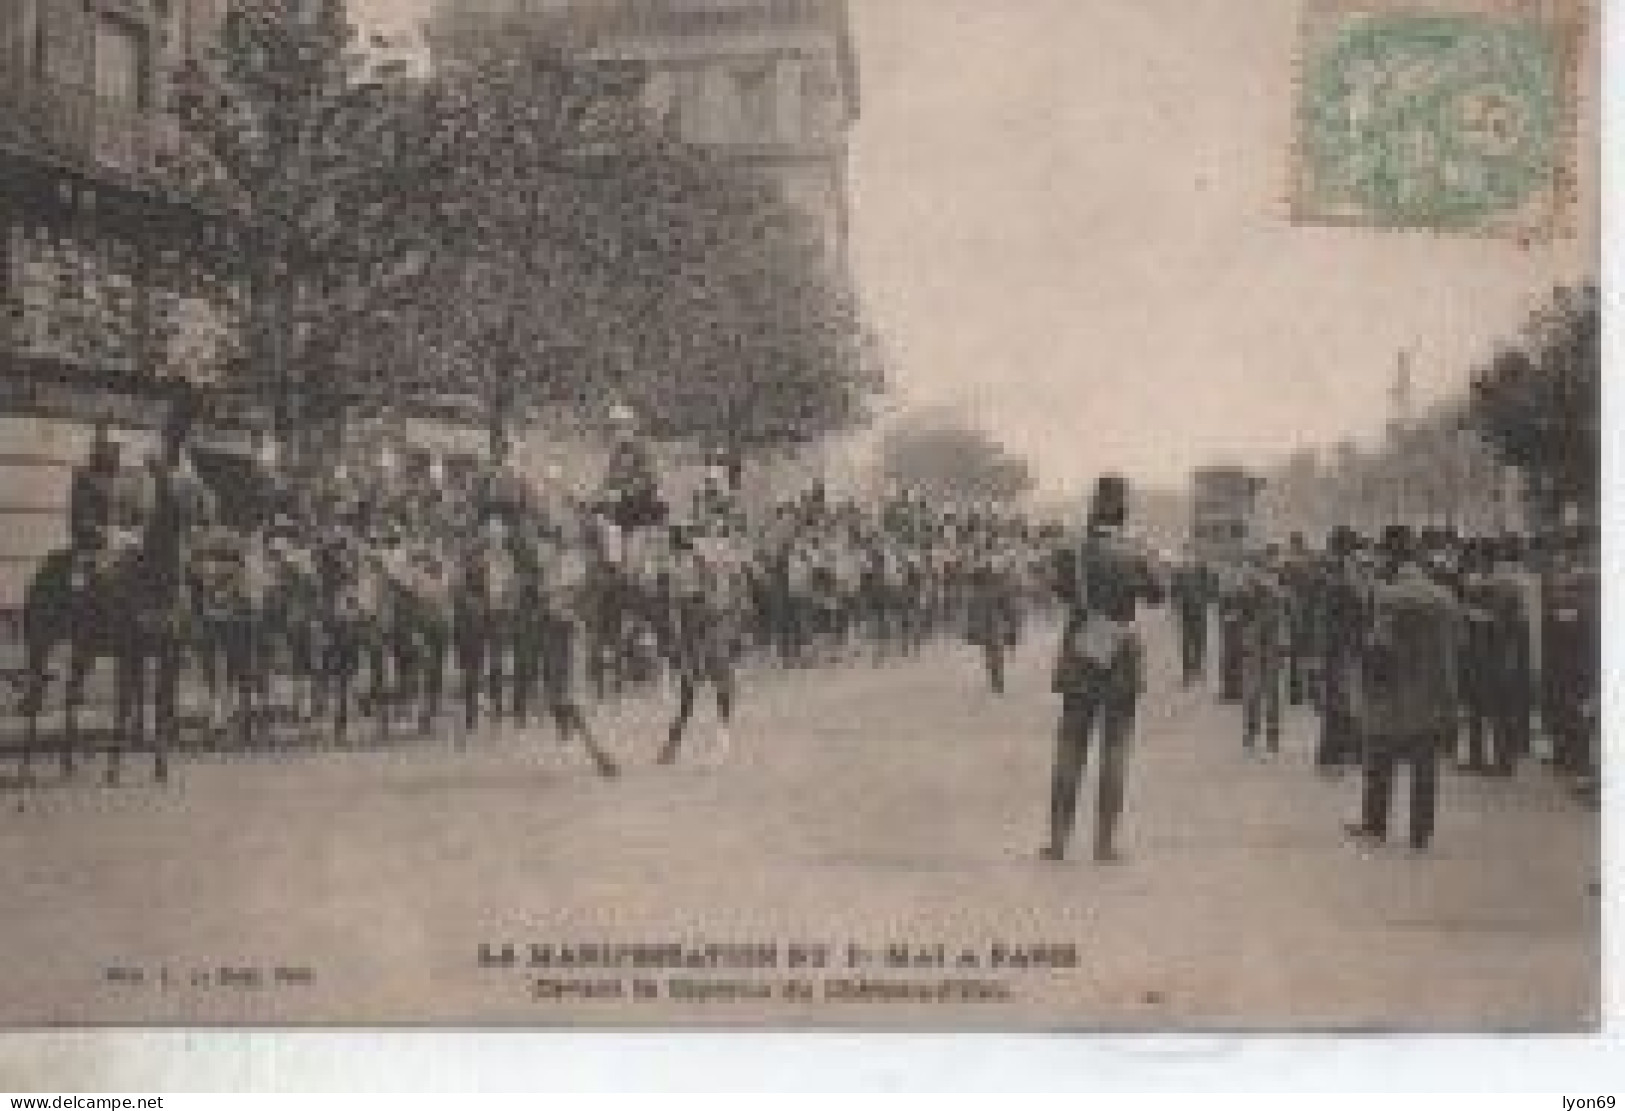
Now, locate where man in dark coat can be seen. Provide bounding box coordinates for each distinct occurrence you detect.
[1541,527,1598,780]
[1314,527,1369,772]
[1346,525,1463,854]
[1041,474,1165,864]
[1168,551,1214,688]
[1281,533,1320,706]
[1237,547,1288,757]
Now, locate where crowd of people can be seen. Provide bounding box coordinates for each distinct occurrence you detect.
[1043,476,1601,865]
[39,400,1603,867]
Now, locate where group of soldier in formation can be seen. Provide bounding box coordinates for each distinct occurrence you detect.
[37,402,1055,781]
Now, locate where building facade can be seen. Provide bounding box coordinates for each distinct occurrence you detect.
[0,0,246,609]
[427,0,860,259]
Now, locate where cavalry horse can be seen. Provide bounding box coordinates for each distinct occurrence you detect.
[318,528,395,745]
[190,525,326,748]
[18,542,161,782]
[18,466,205,785]
[580,511,665,699]
[452,522,539,734]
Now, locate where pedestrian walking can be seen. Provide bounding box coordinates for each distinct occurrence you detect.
[1314,527,1368,773]
[1168,551,1213,687]
[1238,548,1288,758]
[964,536,1019,694]
[1346,526,1463,855]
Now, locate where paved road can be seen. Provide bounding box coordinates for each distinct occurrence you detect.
[0,620,1598,1029]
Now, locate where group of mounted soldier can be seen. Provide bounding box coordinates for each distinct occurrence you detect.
[19,396,1056,785]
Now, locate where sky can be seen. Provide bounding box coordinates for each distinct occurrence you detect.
[351,0,1597,493]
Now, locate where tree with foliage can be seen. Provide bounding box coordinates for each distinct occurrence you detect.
[879,412,1034,505]
[171,0,442,448]
[1468,282,1599,521]
[174,1,881,466]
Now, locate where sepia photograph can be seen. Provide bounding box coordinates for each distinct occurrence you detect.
[0,0,1601,1034]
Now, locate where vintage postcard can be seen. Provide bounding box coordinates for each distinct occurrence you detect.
[0,0,1599,1033]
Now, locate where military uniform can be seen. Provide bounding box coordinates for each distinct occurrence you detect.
[1044,502,1165,862]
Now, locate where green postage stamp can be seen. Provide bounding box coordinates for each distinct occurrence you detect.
[1293,0,1586,238]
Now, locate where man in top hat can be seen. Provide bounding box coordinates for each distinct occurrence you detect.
[1346,524,1463,855]
[1042,474,1165,863]
[1540,523,1598,783]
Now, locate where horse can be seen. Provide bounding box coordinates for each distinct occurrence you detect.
[318,530,395,744]
[17,504,195,786]
[19,543,145,781]
[189,526,326,748]
[385,538,455,737]
[579,513,664,699]
[451,525,539,734]
[657,535,751,766]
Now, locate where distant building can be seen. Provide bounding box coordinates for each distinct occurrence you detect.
[426,0,860,260]
[1190,465,1262,563]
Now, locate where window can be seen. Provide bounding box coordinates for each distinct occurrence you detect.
[734,62,775,140]
[94,14,145,111]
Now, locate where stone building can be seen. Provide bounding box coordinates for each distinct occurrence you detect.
[427,0,860,259]
[0,0,244,610]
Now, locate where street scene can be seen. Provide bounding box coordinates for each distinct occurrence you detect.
[0,0,1601,1032]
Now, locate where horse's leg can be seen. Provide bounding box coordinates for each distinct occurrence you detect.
[108,640,141,787]
[370,633,390,742]
[457,625,482,740]
[486,619,505,721]
[227,620,252,750]
[62,640,91,779]
[20,632,54,781]
[395,629,419,738]
[153,629,177,783]
[331,634,354,747]
[658,672,697,766]
[419,627,441,736]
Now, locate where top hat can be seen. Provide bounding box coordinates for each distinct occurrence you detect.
[1327,525,1360,558]
[1088,474,1129,528]
[1378,523,1416,566]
